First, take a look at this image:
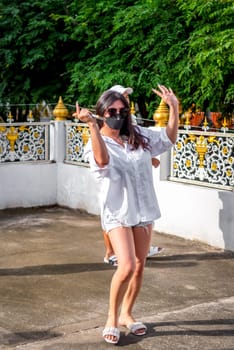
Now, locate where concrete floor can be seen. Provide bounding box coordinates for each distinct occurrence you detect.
[0,206,233,350]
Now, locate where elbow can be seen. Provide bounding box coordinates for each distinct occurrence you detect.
[98,161,109,168]
[95,156,109,168]
[169,135,177,144]
[166,128,178,145]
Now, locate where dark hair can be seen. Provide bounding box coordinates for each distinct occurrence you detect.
[95,90,150,150]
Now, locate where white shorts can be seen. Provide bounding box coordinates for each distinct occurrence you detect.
[105,220,153,234]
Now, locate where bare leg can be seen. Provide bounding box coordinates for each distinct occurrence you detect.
[103,227,136,342]
[119,224,152,331]
[103,231,114,260]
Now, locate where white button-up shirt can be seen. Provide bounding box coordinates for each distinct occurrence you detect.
[84,126,173,231]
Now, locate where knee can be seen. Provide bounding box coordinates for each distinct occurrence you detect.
[134,259,145,277]
[118,261,136,282]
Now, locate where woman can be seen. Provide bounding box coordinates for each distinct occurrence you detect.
[103,84,163,266]
[77,84,179,344]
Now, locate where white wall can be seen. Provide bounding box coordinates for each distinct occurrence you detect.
[152,163,234,250]
[57,163,100,214]
[0,162,57,209]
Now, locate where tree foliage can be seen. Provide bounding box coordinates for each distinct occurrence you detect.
[176,0,234,111]
[0,0,72,103]
[0,0,233,118]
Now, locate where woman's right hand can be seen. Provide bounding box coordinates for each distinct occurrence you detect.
[73,102,96,124]
[78,108,96,124]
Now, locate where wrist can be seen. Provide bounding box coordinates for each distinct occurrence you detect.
[88,120,98,128]
[169,102,179,113]
[168,100,178,108]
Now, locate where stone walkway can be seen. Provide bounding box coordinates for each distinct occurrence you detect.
[0,206,233,349]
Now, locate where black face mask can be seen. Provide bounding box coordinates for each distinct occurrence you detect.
[105,115,125,130]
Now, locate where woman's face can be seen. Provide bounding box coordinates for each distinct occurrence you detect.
[104,100,126,119]
[103,99,129,130]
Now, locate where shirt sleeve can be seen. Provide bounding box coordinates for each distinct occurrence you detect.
[83,139,112,180]
[139,126,173,157]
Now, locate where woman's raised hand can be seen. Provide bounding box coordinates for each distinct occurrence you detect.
[152,84,178,108]
[72,102,96,123]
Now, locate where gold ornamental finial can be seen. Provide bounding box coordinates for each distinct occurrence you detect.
[153,99,169,127]
[130,101,135,115]
[27,110,34,122]
[7,111,14,123]
[202,116,209,131]
[222,117,228,128]
[53,96,69,121]
[185,110,191,126]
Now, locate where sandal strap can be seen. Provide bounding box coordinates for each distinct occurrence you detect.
[108,255,117,264]
[102,327,120,344]
[103,327,120,338]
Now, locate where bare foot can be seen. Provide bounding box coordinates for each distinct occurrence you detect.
[119,314,135,327]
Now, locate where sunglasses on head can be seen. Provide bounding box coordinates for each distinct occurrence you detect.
[107,108,129,119]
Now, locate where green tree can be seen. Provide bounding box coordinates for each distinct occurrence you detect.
[0,0,233,119]
[2,0,183,115]
[0,0,73,104]
[63,0,186,116]
[176,0,234,112]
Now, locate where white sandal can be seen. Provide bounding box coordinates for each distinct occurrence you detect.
[127,322,147,336]
[147,246,164,258]
[102,327,120,344]
[103,255,118,266]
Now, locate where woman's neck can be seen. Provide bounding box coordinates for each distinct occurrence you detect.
[101,125,119,137]
[101,126,124,145]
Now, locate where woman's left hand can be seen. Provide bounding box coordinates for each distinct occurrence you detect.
[152,84,178,107]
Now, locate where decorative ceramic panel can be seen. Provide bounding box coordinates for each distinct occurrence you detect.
[0,123,49,162]
[171,130,234,190]
[65,123,90,164]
